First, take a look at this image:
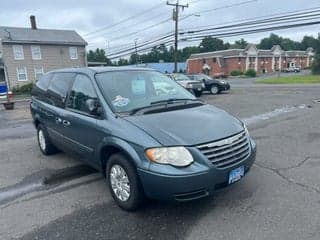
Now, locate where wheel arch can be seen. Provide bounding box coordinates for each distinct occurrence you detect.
[99,138,144,178]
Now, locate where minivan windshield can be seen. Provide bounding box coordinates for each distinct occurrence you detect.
[95,70,196,113]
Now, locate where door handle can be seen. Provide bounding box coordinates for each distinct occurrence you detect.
[55,117,62,124]
[62,120,71,126]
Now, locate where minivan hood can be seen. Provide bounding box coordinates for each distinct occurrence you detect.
[125,104,243,146]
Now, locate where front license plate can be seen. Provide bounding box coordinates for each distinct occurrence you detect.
[228,166,244,184]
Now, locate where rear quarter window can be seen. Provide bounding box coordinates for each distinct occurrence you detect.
[31,73,53,102]
[47,72,75,107]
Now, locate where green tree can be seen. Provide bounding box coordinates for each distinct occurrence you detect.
[87,48,111,64]
[301,35,319,50]
[230,39,248,49]
[117,58,129,66]
[199,37,227,52]
[258,33,282,49]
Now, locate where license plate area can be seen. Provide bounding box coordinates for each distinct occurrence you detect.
[228,165,244,184]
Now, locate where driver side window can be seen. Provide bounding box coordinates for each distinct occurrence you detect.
[67,74,98,115]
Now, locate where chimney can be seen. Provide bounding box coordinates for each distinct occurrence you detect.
[30,15,37,30]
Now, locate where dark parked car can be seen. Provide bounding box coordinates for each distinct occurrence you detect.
[188,73,230,95]
[30,67,256,211]
[167,73,204,97]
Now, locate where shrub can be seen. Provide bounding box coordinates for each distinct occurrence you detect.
[311,54,320,75]
[12,82,34,95]
[230,70,243,76]
[245,69,257,77]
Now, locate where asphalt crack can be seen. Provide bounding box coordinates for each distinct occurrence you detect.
[276,156,320,171]
[254,161,320,195]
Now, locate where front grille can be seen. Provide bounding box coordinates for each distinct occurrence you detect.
[192,83,203,89]
[196,131,250,169]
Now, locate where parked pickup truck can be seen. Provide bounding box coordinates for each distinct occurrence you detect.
[167,73,204,97]
[282,67,300,73]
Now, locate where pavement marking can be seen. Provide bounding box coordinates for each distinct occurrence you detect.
[242,104,309,125]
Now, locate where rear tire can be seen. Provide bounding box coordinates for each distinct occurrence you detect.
[37,124,59,155]
[106,153,144,211]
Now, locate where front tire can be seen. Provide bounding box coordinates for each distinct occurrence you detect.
[37,124,59,155]
[106,153,144,211]
[195,90,202,97]
[210,85,220,95]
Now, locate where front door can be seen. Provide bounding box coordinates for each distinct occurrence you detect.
[63,74,102,166]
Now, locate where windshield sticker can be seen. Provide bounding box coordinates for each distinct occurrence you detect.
[112,95,130,107]
[132,77,146,95]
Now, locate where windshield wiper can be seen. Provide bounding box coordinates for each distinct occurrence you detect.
[150,98,203,105]
[128,104,166,116]
[128,99,203,116]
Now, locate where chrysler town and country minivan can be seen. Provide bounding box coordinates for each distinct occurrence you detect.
[30,67,256,211]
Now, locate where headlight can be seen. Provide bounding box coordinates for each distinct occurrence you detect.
[220,80,226,84]
[201,83,205,88]
[187,83,193,88]
[243,124,250,137]
[145,147,194,167]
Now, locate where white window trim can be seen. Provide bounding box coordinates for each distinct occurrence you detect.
[31,45,42,60]
[69,47,78,60]
[16,67,28,81]
[13,45,24,60]
[34,67,44,80]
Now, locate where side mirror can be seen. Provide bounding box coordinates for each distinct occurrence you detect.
[86,99,103,116]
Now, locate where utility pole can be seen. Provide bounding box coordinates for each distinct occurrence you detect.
[134,38,138,66]
[167,0,188,73]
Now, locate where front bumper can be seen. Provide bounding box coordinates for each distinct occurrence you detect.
[220,83,230,91]
[138,139,256,201]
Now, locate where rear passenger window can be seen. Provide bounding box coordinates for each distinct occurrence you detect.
[47,73,74,107]
[66,74,98,115]
[36,73,52,91]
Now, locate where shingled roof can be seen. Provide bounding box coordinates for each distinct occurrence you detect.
[0,26,87,46]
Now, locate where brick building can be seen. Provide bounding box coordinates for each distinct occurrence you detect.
[186,44,314,77]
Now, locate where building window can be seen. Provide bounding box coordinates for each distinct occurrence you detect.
[31,46,42,60]
[69,47,78,59]
[34,67,44,80]
[202,59,206,64]
[17,67,27,81]
[13,45,24,60]
[212,58,217,63]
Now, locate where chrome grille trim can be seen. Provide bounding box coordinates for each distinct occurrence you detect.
[196,131,250,168]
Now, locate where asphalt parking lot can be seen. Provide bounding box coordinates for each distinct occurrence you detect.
[1,82,320,240]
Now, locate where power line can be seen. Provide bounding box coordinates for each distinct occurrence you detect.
[83,2,164,37]
[106,12,320,59]
[180,11,320,39]
[180,6,320,32]
[180,0,258,20]
[107,35,175,57]
[108,17,172,42]
[106,31,174,54]
[85,11,168,40]
[108,40,175,60]
[181,20,320,42]
[87,0,258,47]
